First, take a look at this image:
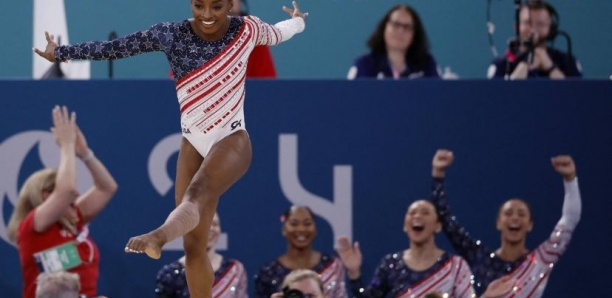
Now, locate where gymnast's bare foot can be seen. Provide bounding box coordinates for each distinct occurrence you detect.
[124,230,166,259]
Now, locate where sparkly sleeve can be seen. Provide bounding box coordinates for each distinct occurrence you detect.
[246,15,304,47]
[534,178,581,264]
[348,277,366,298]
[431,178,493,267]
[273,17,305,43]
[54,22,172,62]
[349,256,391,298]
[155,262,185,298]
[558,178,581,229]
[254,263,278,298]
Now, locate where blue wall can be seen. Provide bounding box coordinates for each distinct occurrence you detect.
[0,80,611,297]
[1,0,611,79]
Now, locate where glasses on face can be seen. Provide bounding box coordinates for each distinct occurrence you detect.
[387,20,414,32]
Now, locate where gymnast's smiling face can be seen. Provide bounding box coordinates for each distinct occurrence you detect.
[404,200,441,245]
[497,199,533,244]
[190,0,233,41]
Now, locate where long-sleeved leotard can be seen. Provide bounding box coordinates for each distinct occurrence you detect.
[431,177,581,297]
[155,257,247,298]
[54,16,302,81]
[349,251,475,298]
[55,15,304,157]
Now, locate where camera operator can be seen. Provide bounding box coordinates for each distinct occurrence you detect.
[487,0,582,79]
[270,269,326,298]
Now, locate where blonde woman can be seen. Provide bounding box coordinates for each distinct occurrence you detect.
[7,106,118,298]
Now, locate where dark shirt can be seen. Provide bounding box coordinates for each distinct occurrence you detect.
[349,52,440,79]
[489,47,581,79]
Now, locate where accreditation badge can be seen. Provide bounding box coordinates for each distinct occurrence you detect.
[33,241,83,273]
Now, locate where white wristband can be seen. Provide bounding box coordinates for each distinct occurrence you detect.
[80,150,95,163]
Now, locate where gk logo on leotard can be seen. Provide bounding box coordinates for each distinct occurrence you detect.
[182,128,191,134]
[231,120,242,130]
[0,131,93,247]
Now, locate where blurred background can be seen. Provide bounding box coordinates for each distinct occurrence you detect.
[1,0,611,79]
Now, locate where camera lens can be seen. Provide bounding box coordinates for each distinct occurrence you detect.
[284,288,306,298]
